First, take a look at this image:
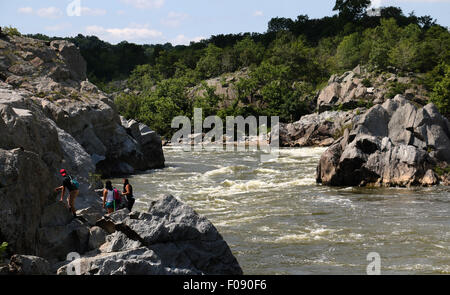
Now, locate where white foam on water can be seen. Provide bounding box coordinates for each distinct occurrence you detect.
[221,179,274,192]
[277,177,317,187]
[384,264,450,274]
[203,166,234,177]
[213,214,265,227]
[258,226,274,232]
[279,147,328,158]
[254,168,281,174]
[274,227,339,243]
[264,157,304,164]
[311,195,354,208]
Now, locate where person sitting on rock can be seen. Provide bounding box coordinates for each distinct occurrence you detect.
[54,169,80,217]
[122,178,135,212]
[103,181,115,214]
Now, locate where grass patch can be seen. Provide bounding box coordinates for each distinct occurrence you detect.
[334,123,353,140]
[362,78,372,88]
[0,242,8,262]
[434,166,450,176]
[386,82,410,99]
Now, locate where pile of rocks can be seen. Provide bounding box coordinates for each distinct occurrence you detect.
[317,95,450,187]
[0,195,243,275]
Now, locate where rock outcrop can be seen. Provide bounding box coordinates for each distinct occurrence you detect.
[188,69,249,108]
[275,108,365,147]
[0,35,164,178]
[317,65,429,112]
[0,35,165,266]
[7,255,51,275]
[317,95,450,187]
[56,195,243,275]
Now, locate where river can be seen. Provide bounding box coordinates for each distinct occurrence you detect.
[113,146,450,275]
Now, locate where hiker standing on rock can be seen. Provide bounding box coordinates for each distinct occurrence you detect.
[103,181,116,214]
[54,169,80,217]
[122,178,135,212]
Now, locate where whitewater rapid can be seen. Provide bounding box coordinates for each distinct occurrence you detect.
[113,147,450,274]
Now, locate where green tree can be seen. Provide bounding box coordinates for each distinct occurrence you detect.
[196,44,224,78]
[418,25,450,72]
[267,17,294,32]
[127,64,162,91]
[388,24,421,71]
[430,64,450,116]
[114,93,142,120]
[333,0,371,20]
[234,37,265,67]
[367,18,401,69]
[334,32,362,70]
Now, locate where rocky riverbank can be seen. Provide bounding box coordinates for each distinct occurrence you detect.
[316,95,450,187]
[0,195,243,275]
[0,34,242,275]
[271,66,450,187]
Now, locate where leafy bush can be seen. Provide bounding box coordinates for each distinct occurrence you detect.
[0,242,7,261]
[334,123,353,139]
[430,64,450,116]
[434,165,450,176]
[2,26,21,37]
[362,78,372,87]
[386,82,409,99]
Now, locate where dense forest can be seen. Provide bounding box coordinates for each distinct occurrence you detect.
[24,0,450,138]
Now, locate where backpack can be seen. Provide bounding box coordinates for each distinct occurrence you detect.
[69,175,80,190]
[113,188,121,202]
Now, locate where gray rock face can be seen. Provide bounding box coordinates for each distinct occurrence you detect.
[317,66,429,112]
[88,227,107,251]
[0,148,55,256]
[317,70,372,112]
[187,69,249,109]
[0,35,164,264]
[37,206,90,261]
[0,85,100,260]
[58,195,243,275]
[8,255,51,275]
[317,96,449,187]
[50,40,86,81]
[276,109,364,147]
[0,35,165,178]
[119,116,165,174]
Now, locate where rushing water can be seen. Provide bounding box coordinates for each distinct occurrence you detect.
[113,147,450,275]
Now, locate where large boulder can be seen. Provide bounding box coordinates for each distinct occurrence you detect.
[317,69,372,112]
[0,148,55,255]
[57,195,243,275]
[8,255,51,275]
[187,69,249,109]
[88,226,107,251]
[36,202,91,261]
[275,109,364,147]
[119,117,165,173]
[317,66,429,112]
[50,40,87,81]
[317,96,449,187]
[0,89,98,262]
[0,35,165,178]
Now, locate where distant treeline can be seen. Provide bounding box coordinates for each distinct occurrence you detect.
[26,1,449,137]
[27,5,442,84]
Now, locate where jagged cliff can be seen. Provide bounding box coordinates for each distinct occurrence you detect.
[0,35,242,275]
